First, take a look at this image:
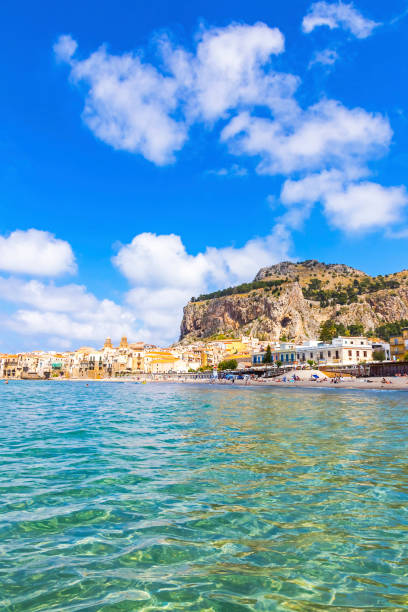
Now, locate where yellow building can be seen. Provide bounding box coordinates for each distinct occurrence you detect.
[390,328,408,361]
[1,355,22,378]
[221,339,248,354]
[131,351,145,372]
[231,353,252,368]
[144,350,189,374]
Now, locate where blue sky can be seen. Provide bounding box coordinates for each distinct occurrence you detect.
[0,0,407,350]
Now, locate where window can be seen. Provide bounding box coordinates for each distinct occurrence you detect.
[320,352,323,359]
[356,351,360,357]
[364,351,367,357]
[310,353,313,359]
[335,351,339,359]
[348,350,352,356]
[328,351,331,357]
[351,341,354,345]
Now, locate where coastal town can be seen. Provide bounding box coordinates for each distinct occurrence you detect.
[1,328,407,380]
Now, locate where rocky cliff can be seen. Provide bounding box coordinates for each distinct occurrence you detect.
[179,260,408,342]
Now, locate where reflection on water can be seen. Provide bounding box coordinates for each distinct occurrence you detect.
[1,382,408,610]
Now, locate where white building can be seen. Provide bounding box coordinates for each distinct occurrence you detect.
[371,340,391,361]
[296,337,372,366]
[253,337,373,367]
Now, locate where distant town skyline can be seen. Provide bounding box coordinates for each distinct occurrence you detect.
[0,0,407,352]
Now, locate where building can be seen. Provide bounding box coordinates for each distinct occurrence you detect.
[144,350,190,374]
[371,339,391,361]
[1,355,22,378]
[390,328,408,361]
[252,337,373,367]
[296,337,373,366]
[119,336,129,348]
[252,342,298,366]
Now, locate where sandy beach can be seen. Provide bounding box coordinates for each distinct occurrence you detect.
[17,375,407,391]
[217,377,408,391]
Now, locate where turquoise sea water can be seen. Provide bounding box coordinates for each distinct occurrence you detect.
[1,383,408,611]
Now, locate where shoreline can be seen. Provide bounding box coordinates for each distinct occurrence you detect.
[3,377,408,391]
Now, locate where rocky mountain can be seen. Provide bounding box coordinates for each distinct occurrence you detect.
[179,260,408,342]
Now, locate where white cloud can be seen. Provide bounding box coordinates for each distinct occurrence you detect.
[113,233,208,291]
[56,36,187,165]
[324,182,408,231]
[280,172,408,232]
[0,278,96,312]
[53,34,78,62]
[162,22,296,122]
[8,307,140,347]
[0,229,76,277]
[281,168,352,204]
[54,24,298,163]
[0,277,148,347]
[113,228,291,341]
[54,23,406,240]
[309,48,339,67]
[221,100,391,175]
[302,1,379,38]
[207,163,248,177]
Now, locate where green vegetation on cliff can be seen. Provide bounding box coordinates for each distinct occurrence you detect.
[191,279,285,302]
[303,277,400,307]
[374,320,408,341]
[319,320,365,342]
[319,318,408,343]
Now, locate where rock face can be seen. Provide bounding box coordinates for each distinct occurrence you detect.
[179,260,408,342]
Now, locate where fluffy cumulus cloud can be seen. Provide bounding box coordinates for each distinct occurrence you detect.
[54,21,407,236]
[0,229,76,276]
[302,1,380,38]
[221,100,391,175]
[66,47,186,165]
[113,228,291,342]
[161,22,297,122]
[280,171,408,232]
[54,23,295,164]
[324,183,408,231]
[0,276,151,349]
[0,233,147,348]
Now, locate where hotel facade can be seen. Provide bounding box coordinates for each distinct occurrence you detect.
[252,336,374,367]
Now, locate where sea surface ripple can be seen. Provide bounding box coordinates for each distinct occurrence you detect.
[1,382,408,610]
